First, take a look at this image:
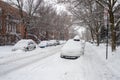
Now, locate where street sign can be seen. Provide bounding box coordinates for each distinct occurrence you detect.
[104,8,108,27]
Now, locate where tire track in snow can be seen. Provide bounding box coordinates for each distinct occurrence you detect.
[0,51,44,65]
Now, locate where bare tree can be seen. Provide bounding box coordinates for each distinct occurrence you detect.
[60,0,104,45]
[96,0,120,51]
[58,0,120,50]
[24,0,43,17]
[7,0,72,40]
[7,0,43,39]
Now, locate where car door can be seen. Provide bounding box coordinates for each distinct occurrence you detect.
[28,42,34,50]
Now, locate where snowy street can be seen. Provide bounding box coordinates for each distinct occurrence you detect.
[0,43,120,80]
[0,45,62,76]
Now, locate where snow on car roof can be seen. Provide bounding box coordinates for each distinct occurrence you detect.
[61,39,82,52]
[14,39,34,47]
[39,41,48,45]
[73,35,80,40]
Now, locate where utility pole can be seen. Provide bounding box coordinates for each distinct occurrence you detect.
[104,7,108,59]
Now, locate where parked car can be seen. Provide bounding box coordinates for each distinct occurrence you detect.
[59,40,66,45]
[39,41,48,48]
[12,39,37,51]
[47,40,58,46]
[56,40,60,45]
[60,38,84,59]
[73,35,80,41]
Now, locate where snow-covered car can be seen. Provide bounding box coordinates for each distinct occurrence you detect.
[59,40,66,44]
[60,39,84,59]
[39,41,48,48]
[47,40,58,46]
[12,39,37,51]
[56,40,60,45]
[73,35,80,41]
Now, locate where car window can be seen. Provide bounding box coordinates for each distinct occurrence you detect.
[74,39,80,41]
[28,42,34,45]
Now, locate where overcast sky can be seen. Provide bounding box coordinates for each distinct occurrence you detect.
[3,0,67,13]
[44,0,67,12]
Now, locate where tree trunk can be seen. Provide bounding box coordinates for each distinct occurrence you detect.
[96,33,100,46]
[109,10,116,51]
[90,28,94,42]
[95,22,100,46]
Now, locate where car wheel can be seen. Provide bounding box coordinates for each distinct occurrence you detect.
[34,46,36,48]
[75,57,78,59]
[26,47,29,51]
[60,55,64,58]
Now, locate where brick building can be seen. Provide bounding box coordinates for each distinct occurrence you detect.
[0,0,27,45]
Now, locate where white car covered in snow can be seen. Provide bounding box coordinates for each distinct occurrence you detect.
[12,39,37,51]
[60,38,84,59]
[39,41,48,48]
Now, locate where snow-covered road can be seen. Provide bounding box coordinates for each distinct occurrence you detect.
[0,43,120,80]
[0,45,62,76]
[0,45,86,80]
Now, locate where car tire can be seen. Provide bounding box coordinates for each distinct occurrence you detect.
[34,46,36,49]
[60,55,64,58]
[26,47,29,51]
[75,57,78,59]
